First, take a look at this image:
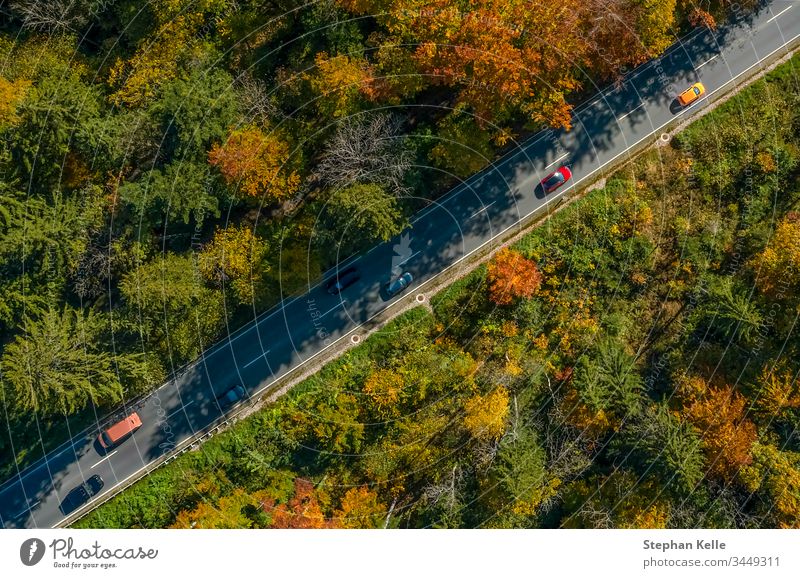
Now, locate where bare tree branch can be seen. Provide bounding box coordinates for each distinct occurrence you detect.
[236,73,286,125]
[11,0,89,33]
[314,113,413,196]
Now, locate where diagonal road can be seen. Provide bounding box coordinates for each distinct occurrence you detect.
[2,0,799,528]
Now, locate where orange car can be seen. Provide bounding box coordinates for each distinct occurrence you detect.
[677,82,705,106]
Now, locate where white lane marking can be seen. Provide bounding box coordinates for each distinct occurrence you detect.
[166,400,195,420]
[469,201,497,219]
[580,29,800,189]
[544,153,569,169]
[55,28,800,529]
[696,54,719,69]
[396,250,420,267]
[244,349,271,369]
[617,102,645,121]
[90,450,118,469]
[11,500,40,519]
[320,300,347,319]
[768,5,793,23]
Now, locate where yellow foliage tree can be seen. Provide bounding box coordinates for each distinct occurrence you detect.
[463,386,510,441]
[199,225,268,304]
[334,486,386,528]
[740,443,800,528]
[108,14,202,108]
[754,362,800,417]
[751,214,800,297]
[208,126,300,202]
[0,76,31,126]
[171,489,256,528]
[364,368,405,416]
[306,52,376,118]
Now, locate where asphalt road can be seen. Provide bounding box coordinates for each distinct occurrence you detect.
[2,0,799,529]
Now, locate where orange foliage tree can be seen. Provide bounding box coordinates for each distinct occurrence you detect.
[261,478,339,529]
[338,0,671,128]
[208,126,300,202]
[684,384,757,482]
[486,248,543,305]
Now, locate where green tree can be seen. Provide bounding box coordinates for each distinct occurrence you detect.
[7,67,102,189]
[322,183,406,255]
[119,161,222,227]
[617,404,706,495]
[484,426,559,525]
[119,253,226,364]
[155,63,241,160]
[697,276,764,345]
[429,108,496,178]
[573,338,644,423]
[1,307,123,416]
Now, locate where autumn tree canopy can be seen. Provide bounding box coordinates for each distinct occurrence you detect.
[208,126,300,202]
[486,248,543,305]
[199,225,269,304]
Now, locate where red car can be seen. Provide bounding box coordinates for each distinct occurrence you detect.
[540,166,572,193]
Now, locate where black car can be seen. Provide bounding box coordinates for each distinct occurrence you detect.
[217,383,247,409]
[325,266,360,295]
[60,475,104,515]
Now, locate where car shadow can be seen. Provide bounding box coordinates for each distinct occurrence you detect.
[669,99,685,114]
[533,183,548,200]
[93,437,110,456]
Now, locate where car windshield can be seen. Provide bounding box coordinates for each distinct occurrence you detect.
[545,173,563,186]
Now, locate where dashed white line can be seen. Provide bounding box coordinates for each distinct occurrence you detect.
[768,5,793,23]
[544,153,569,169]
[617,102,645,121]
[320,300,347,319]
[90,450,118,469]
[244,349,271,369]
[12,500,39,519]
[696,54,720,69]
[166,400,194,419]
[469,201,496,219]
[396,250,420,267]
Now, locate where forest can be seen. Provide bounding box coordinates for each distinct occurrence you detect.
[76,41,800,528]
[0,0,751,482]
